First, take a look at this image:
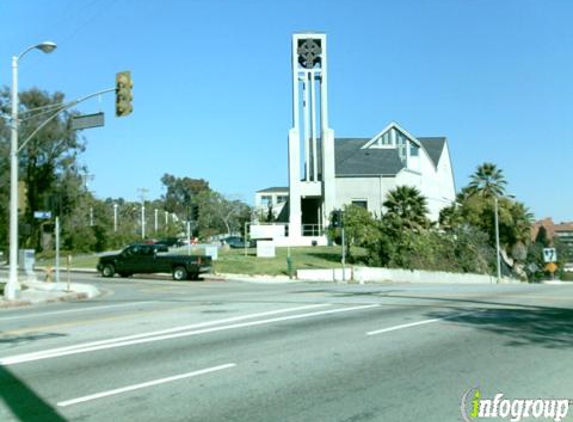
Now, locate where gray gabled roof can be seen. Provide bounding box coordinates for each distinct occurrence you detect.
[418,137,446,168]
[335,138,405,176]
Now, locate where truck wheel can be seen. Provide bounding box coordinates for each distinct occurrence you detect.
[101,264,115,278]
[172,266,187,281]
[188,272,199,281]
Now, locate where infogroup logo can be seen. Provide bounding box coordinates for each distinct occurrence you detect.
[461,388,571,422]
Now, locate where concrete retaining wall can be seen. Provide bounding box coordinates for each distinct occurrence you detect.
[297,266,520,284]
[296,268,353,282]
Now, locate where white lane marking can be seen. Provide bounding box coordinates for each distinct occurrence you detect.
[1,304,379,365]
[0,302,157,322]
[0,304,329,364]
[366,312,473,336]
[57,363,236,407]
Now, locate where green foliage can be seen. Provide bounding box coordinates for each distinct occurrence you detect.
[442,190,532,265]
[161,173,210,218]
[327,205,381,262]
[359,184,501,275]
[0,88,86,251]
[534,226,550,247]
[467,162,507,198]
[382,185,430,230]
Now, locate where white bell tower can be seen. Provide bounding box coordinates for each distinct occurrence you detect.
[288,32,335,242]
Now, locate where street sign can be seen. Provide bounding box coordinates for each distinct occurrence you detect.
[71,112,105,130]
[545,262,558,273]
[543,248,557,263]
[33,211,52,219]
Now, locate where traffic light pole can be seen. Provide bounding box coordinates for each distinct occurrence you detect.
[6,86,115,300]
[4,82,129,302]
[16,88,115,155]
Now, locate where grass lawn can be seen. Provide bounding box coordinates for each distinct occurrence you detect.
[36,246,365,277]
[214,246,351,276]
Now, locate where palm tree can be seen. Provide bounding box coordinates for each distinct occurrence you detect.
[468,162,507,198]
[383,185,430,230]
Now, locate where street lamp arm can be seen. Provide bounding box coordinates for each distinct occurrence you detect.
[16,87,115,154]
[17,42,57,60]
[16,45,39,61]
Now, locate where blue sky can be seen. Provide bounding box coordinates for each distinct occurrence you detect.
[1,0,572,222]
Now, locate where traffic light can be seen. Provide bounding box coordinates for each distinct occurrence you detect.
[191,204,199,221]
[115,71,133,117]
[331,210,343,228]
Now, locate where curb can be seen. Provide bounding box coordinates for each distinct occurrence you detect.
[0,281,100,308]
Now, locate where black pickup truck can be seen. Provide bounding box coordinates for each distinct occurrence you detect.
[96,243,211,281]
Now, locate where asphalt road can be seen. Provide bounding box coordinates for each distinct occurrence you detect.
[1,274,572,422]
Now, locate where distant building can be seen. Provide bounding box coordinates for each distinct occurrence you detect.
[254,33,456,246]
[532,218,573,261]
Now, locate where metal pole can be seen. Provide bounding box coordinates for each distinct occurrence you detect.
[66,255,71,292]
[141,204,145,239]
[154,209,158,233]
[6,42,57,300]
[186,221,191,256]
[244,222,248,257]
[138,188,148,239]
[113,204,118,232]
[89,207,94,226]
[55,216,60,283]
[494,197,501,284]
[341,225,346,282]
[7,55,20,300]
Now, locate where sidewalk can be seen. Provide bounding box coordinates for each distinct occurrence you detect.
[0,271,100,308]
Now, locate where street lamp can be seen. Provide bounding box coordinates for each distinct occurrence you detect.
[6,41,57,301]
[494,194,515,284]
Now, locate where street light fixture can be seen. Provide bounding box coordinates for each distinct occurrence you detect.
[6,41,57,301]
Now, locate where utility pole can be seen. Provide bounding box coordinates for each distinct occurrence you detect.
[55,217,60,283]
[341,225,346,282]
[154,208,158,233]
[113,203,118,232]
[137,188,148,239]
[83,173,95,228]
[494,196,501,284]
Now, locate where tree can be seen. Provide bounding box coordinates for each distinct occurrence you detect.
[0,88,85,251]
[161,174,210,220]
[382,185,430,230]
[534,225,550,247]
[438,203,464,231]
[194,191,251,238]
[467,162,507,198]
[330,204,380,261]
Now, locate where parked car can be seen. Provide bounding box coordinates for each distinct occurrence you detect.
[222,236,256,248]
[153,238,184,251]
[96,243,211,280]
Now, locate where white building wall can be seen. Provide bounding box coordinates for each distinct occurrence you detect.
[395,146,444,221]
[255,191,288,221]
[334,176,397,217]
[435,143,456,204]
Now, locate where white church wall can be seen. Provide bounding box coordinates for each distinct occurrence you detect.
[335,177,386,216]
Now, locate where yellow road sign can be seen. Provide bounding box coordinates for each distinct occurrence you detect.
[545,262,558,273]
